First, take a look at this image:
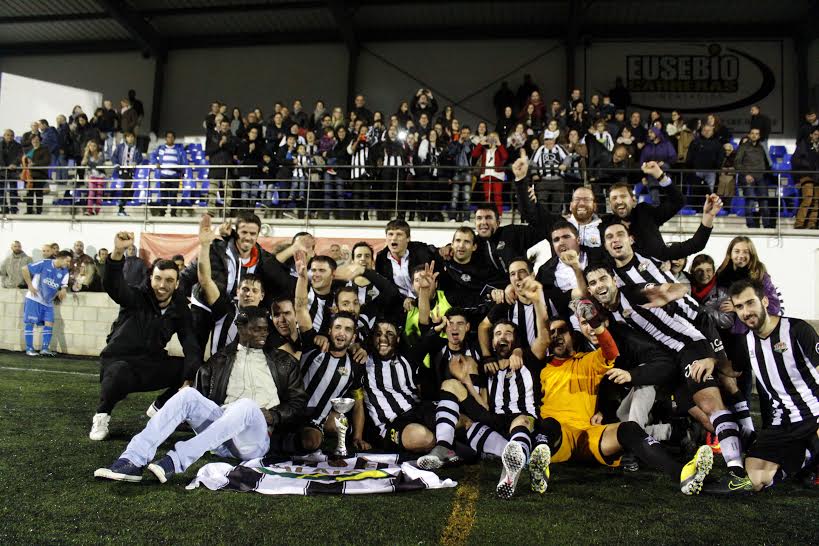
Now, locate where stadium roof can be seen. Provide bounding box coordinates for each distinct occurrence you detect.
[0,0,817,57]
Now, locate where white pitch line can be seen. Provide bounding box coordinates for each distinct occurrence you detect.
[0,365,96,377]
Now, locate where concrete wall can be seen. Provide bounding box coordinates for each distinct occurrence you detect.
[0,52,156,134]
[0,287,182,356]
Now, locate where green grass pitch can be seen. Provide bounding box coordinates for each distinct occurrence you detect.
[0,351,817,546]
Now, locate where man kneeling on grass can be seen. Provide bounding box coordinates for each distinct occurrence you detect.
[526,301,714,496]
[94,306,307,484]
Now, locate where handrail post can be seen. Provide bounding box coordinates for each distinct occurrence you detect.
[305,165,312,226]
[394,167,399,221]
[776,172,782,241]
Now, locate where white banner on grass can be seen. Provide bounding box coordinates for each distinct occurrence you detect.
[187,453,457,495]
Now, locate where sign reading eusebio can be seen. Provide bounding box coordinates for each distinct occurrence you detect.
[585,41,786,134]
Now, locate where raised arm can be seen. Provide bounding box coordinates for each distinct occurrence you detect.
[518,277,551,359]
[293,250,313,333]
[652,194,722,261]
[196,214,222,306]
[105,231,141,307]
[641,161,683,226]
[415,262,438,327]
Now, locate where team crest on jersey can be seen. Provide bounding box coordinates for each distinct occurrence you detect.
[367,287,379,298]
[461,273,472,283]
[338,366,349,376]
[638,261,650,272]
[622,308,632,318]
[389,428,399,445]
[773,341,789,354]
[496,241,506,250]
[815,342,819,355]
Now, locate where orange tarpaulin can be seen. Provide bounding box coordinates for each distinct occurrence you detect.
[139,233,386,265]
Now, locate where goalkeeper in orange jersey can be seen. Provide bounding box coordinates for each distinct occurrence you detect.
[527,299,714,496]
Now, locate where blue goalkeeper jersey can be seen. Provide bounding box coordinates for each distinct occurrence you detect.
[25,260,68,306]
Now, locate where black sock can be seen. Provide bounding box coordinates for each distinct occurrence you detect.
[617,421,682,480]
[509,425,532,461]
[533,418,562,454]
[435,391,460,449]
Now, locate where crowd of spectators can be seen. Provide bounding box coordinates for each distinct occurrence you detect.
[0,78,817,229]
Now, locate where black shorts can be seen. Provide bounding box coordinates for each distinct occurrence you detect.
[747,418,819,477]
[383,401,437,450]
[677,340,719,394]
[695,314,729,362]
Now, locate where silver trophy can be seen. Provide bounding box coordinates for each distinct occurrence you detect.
[330,397,356,457]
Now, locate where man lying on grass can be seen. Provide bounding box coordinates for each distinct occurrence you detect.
[94,306,306,484]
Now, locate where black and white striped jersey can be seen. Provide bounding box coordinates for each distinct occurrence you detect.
[743,317,819,426]
[613,253,700,322]
[208,293,239,354]
[487,363,538,417]
[610,284,705,353]
[307,288,333,333]
[349,281,381,313]
[300,348,362,425]
[357,313,375,343]
[487,301,540,350]
[363,353,421,436]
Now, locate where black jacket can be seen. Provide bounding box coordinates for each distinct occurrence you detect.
[197,342,307,428]
[599,180,711,262]
[0,139,22,170]
[101,259,202,380]
[686,136,725,170]
[792,137,819,172]
[375,241,438,290]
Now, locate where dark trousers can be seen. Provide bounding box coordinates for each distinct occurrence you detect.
[25,179,47,214]
[97,355,185,414]
[1,171,19,213]
[119,168,134,212]
[152,174,179,216]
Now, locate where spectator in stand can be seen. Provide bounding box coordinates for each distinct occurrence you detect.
[410,88,439,121]
[627,111,647,149]
[791,126,819,229]
[519,103,544,136]
[204,119,237,215]
[153,131,187,217]
[81,140,106,216]
[567,88,583,111]
[608,108,626,137]
[416,129,446,221]
[640,127,677,203]
[516,74,539,110]
[73,114,101,158]
[506,123,529,159]
[446,125,474,222]
[352,95,373,125]
[291,100,309,129]
[236,126,264,213]
[798,110,818,141]
[289,143,311,211]
[707,114,732,145]
[21,121,40,155]
[112,131,143,217]
[471,132,508,217]
[547,99,566,128]
[69,105,84,126]
[0,129,23,214]
[734,128,774,228]
[203,102,220,135]
[564,128,588,196]
[38,120,59,171]
[749,105,772,145]
[229,107,243,135]
[717,142,737,210]
[588,94,601,119]
[586,118,614,153]
[330,106,346,130]
[347,125,373,220]
[55,115,72,172]
[120,98,139,138]
[566,101,590,134]
[495,106,516,143]
[127,89,144,131]
[493,81,516,119]
[265,112,286,153]
[324,126,350,220]
[666,111,692,164]
[100,100,120,160]
[309,100,326,131]
[23,134,51,215]
[609,76,631,109]
[530,134,569,215]
[437,105,454,129]
[372,125,411,219]
[0,240,32,288]
[395,101,412,128]
[686,124,725,202]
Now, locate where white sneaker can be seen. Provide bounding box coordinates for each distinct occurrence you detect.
[89,413,110,441]
[146,402,159,418]
[496,441,526,500]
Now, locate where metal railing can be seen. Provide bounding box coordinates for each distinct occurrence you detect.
[0,163,815,233]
